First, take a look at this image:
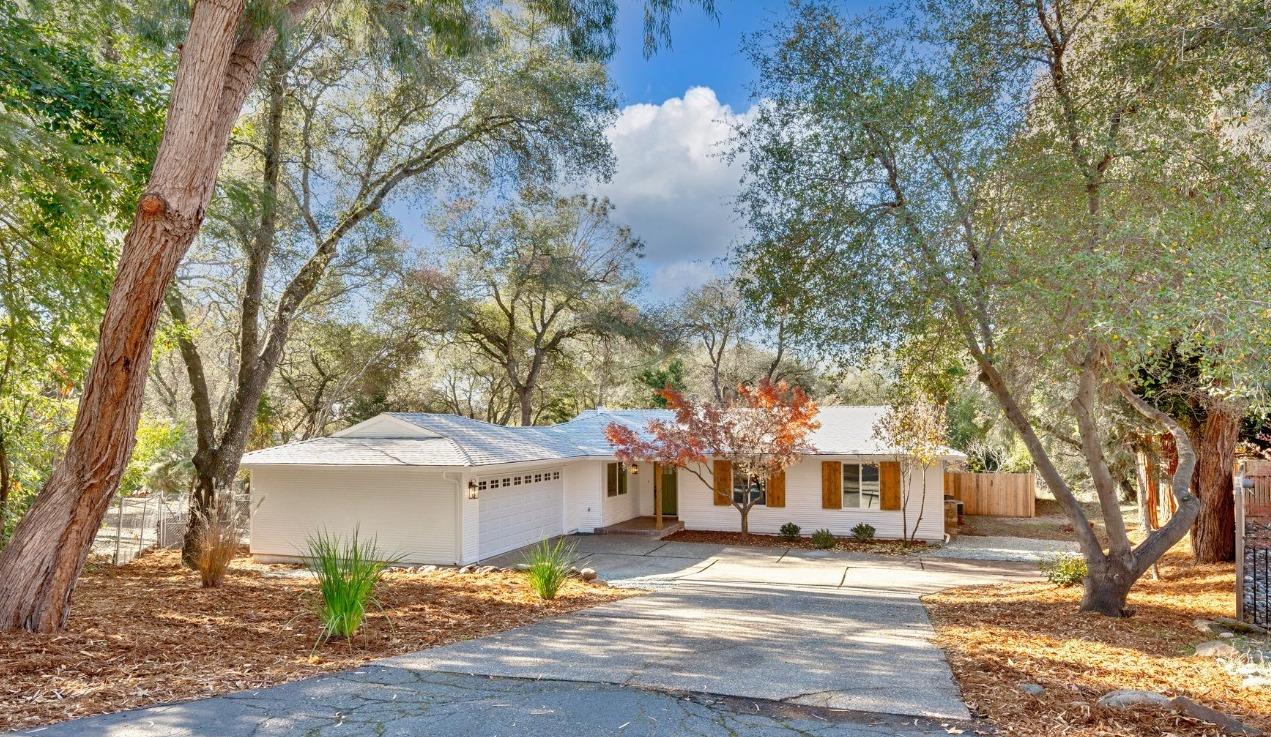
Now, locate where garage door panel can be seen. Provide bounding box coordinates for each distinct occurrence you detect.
[479,470,564,559]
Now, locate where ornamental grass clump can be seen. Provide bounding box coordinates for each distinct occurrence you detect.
[193,510,237,588]
[304,529,400,642]
[811,528,836,549]
[524,537,576,600]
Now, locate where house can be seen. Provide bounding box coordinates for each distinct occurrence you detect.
[241,406,963,565]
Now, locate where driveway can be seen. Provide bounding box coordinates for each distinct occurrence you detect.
[11,536,1035,737]
[419,535,1037,720]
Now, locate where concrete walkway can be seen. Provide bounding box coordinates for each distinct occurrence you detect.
[11,535,1035,736]
[927,534,1080,563]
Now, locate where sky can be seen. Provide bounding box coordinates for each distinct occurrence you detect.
[392,1,872,303]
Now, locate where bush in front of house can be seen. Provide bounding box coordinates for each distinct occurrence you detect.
[524,537,576,600]
[1040,553,1087,586]
[305,528,400,642]
[850,522,876,542]
[779,522,801,541]
[810,528,835,549]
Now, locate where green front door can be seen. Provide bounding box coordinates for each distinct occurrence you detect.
[660,465,678,516]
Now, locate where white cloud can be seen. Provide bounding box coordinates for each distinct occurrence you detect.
[595,87,755,302]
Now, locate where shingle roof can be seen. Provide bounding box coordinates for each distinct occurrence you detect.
[241,405,964,467]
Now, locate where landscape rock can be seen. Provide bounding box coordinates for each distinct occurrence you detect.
[1242,676,1271,689]
[1017,683,1045,696]
[1193,618,1216,634]
[1169,696,1263,736]
[1195,640,1241,659]
[459,564,477,574]
[419,564,437,573]
[514,563,531,571]
[476,565,498,574]
[579,567,598,582]
[1096,690,1171,709]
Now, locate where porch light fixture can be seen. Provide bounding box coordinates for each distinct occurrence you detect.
[467,481,479,500]
[629,464,639,475]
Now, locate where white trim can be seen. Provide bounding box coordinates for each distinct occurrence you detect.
[333,414,440,438]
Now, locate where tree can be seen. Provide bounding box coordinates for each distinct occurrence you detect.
[164,5,615,562]
[0,4,164,542]
[392,190,644,425]
[733,0,1270,614]
[604,380,820,536]
[0,0,716,633]
[873,396,946,542]
[678,279,743,403]
[637,359,687,407]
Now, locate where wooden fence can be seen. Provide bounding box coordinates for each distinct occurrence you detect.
[944,471,1037,517]
[1245,458,1271,513]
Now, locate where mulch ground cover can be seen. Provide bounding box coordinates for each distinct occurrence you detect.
[0,549,634,732]
[665,529,927,555]
[925,550,1270,737]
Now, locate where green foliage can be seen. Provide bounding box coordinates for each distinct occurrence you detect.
[779,521,801,541]
[637,359,687,408]
[523,537,576,600]
[304,529,401,641]
[810,528,835,549]
[1040,554,1087,587]
[850,523,875,542]
[0,2,167,539]
[121,419,192,495]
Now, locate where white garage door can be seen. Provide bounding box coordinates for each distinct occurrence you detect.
[478,468,564,559]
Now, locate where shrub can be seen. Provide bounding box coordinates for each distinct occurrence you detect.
[810,528,835,549]
[524,537,576,600]
[1040,553,1087,586]
[850,523,876,542]
[779,522,801,541]
[192,511,237,588]
[305,528,399,641]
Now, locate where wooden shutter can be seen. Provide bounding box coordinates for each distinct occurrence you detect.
[880,461,902,510]
[767,469,786,508]
[821,461,842,509]
[713,459,732,505]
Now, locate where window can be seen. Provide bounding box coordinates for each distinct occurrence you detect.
[732,465,766,506]
[842,463,880,508]
[552,471,560,480]
[501,477,511,488]
[477,480,488,491]
[606,462,629,497]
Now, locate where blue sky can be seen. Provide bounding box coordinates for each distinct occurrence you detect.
[394,2,877,302]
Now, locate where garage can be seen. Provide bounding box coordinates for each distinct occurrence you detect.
[476,468,564,559]
[249,465,457,565]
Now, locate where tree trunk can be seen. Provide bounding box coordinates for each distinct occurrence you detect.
[0,0,313,632]
[739,505,750,537]
[518,387,533,426]
[1190,406,1238,562]
[0,434,10,537]
[1081,555,1136,616]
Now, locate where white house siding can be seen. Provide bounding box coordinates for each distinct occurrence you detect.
[676,457,946,542]
[601,460,644,526]
[564,461,603,533]
[475,465,565,560]
[250,465,458,565]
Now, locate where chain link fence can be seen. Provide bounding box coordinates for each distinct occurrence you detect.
[93,491,251,565]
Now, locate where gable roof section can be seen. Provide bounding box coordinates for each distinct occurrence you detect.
[241,405,964,467]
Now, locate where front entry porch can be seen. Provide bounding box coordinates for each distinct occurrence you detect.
[598,515,684,539]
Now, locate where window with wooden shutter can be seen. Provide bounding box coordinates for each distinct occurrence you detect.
[879,461,902,510]
[821,461,842,509]
[712,459,732,505]
[767,469,786,508]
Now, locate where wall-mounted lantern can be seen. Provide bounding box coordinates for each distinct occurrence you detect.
[467,480,479,500]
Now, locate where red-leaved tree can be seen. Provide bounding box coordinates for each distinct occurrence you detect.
[605,380,819,536]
